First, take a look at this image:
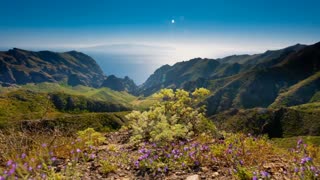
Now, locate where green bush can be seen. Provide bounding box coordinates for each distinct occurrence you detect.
[126,88,217,143]
[77,128,106,146]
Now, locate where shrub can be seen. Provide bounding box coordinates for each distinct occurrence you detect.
[77,128,106,146]
[126,88,217,143]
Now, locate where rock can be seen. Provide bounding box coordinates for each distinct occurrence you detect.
[201,167,209,172]
[212,172,219,178]
[186,174,200,180]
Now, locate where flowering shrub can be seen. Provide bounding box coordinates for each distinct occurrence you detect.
[126,88,217,143]
[134,140,212,173]
[288,138,320,179]
[77,128,106,146]
[0,129,101,179]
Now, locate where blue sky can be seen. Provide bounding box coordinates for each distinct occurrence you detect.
[1,0,320,83]
[1,0,320,52]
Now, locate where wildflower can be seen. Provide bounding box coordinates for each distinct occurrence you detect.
[21,153,27,159]
[76,148,81,153]
[294,167,299,173]
[49,151,54,156]
[158,167,162,172]
[37,164,42,169]
[252,176,258,180]
[202,145,209,151]
[6,160,13,166]
[90,154,96,159]
[300,157,312,164]
[41,174,46,179]
[261,171,269,178]
[164,166,168,172]
[134,161,139,167]
[183,147,189,151]
[51,157,57,161]
[8,167,15,176]
[310,166,316,172]
[194,161,200,166]
[42,143,47,148]
[0,176,4,180]
[28,166,33,172]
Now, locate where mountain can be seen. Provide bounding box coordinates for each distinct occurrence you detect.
[139,44,307,96]
[101,75,138,94]
[205,42,320,115]
[140,42,320,116]
[0,48,105,87]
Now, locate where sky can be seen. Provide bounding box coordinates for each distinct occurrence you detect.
[1,0,320,83]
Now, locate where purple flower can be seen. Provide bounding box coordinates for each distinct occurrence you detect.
[42,143,47,148]
[8,167,15,176]
[261,171,269,177]
[90,154,96,159]
[183,147,189,151]
[6,160,13,166]
[189,151,195,157]
[21,153,26,159]
[301,157,312,164]
[0,176,4,180]
[28,166,33,172]
[297,138,303,145]
[164,166,168,172]
[76,148,81,153]
[134,161,139,167]
[239,160,244,165]
[202,145,209,151]
[194,160,200,166]
[51,157,57,161]
[252,176,258,180]
[37,164,42,169]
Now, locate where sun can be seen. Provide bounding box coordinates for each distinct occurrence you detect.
[171,19,175,24]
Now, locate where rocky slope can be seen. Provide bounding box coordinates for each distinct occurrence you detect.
[0,48,106,87]
[101,75,138,94]
[140,42,320,115]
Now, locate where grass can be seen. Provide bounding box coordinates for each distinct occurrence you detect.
[290,102,320,112]
[272,136,320,149]
[22,83,137,105]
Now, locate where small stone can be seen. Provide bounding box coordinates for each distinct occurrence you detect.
[212,172,219,177]
[201,167,209,172]
[186,174,200,180]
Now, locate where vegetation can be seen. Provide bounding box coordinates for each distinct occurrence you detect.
[0,88,319,179]
[126,88,217,143]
